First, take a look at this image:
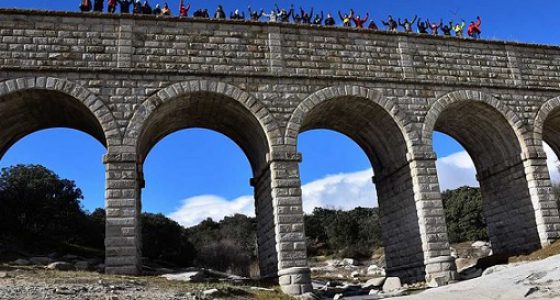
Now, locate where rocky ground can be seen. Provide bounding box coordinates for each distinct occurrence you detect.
[1,241,560,299]
[393,253,560,300]
[0,267,290,300]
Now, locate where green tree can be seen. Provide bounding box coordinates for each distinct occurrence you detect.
[142,212,196,266]
[442,186,488,243]
[0,164,87,248]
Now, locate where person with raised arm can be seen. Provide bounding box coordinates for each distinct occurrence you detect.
[275,4,293,23]
[381,15,398,32]
[324,13,335,26]
[312,11,323,25]
[417,18,428,33]
[142,0,152,14]
[263,9,279,22]
[133,0,142,14]
[248,6,265,21]
[178,0,189,16]
[79,0,92,12]
[93,0,103,12]
[398,15,417,33]
[117,0,133,13]
[338,10,353,27]
[352,10,369,28]
[301,7,313,24]
[161,2,171,15]
[107,0,117,13]
[152,3,161,15]
[441,21,453,36]
[468,16,482,39]
[230,9,245,20]
[214,5,226,19]
[453,20,466,37]
[427,19,443,35]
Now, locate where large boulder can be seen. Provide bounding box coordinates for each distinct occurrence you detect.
[471,241,492,257]
[161,271,206,282]
[382,277,402,292]
[362,277,386,289]
[367,264,386,277]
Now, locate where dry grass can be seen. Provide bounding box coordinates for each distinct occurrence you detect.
[509,240,560,263]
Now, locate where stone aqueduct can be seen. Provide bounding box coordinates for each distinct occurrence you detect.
[1,9,560,294]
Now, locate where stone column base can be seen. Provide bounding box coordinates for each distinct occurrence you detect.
[278,267,313,295]
[425,256,458,287]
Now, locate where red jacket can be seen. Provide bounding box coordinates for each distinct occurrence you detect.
[352,14,369,28]
[468,18,481,35]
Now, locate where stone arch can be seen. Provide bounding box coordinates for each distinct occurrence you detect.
[124,79,281,172]
[285,85,414,173]
[422,90,541,255]
[422,90,527,152]
[121,79,284,279]
[286,85,430,282]
[534,96,560,156]
[0,77,120,157]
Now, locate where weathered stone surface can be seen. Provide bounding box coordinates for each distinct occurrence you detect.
[47,262,76,271]
[382,277,402,292]
[1,8,560,295]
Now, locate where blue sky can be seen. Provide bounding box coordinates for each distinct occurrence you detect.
[1,0,560,226]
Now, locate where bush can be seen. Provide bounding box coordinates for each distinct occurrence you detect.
[141,212,196,266]
[442,186,488,243]
[0,164,89,250]
[195,239,251,276]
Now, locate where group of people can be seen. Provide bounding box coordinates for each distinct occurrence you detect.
[78,0,483,39]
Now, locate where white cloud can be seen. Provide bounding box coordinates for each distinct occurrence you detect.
[168,149,560,227]
[436,151,479,190]
[301,169,376,212]
[168,195,254,227]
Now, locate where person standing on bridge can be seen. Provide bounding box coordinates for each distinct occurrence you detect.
[382,15,398,32]
[161,2,171,15]
[230,9,245,20]
[427,19,443,35]
[301,7,313,24]
[152,3,161,15]
[454,20,466,37]
[142,1,152,14]
[133,0,142,14]
[417,18,429,33]
[117,0,132,13]
[324,13,335,26]
[248,6,264,21]
[398,15,417,33]
[292,11,302,24]
[107,0,117,13]
[263,10,279,22]
[368,20,378,30]
[352,11,369,28]
[93,0,103,12]
[214,5,226,19]
[468,16,482,39]
[79,0,92,12]
[312,11,323,25]
[178,0,189,17]
[338,10,353,27]
[441,21,453,36]
[275,4,293,23]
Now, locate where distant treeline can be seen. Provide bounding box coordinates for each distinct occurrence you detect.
[4,164,553,274]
